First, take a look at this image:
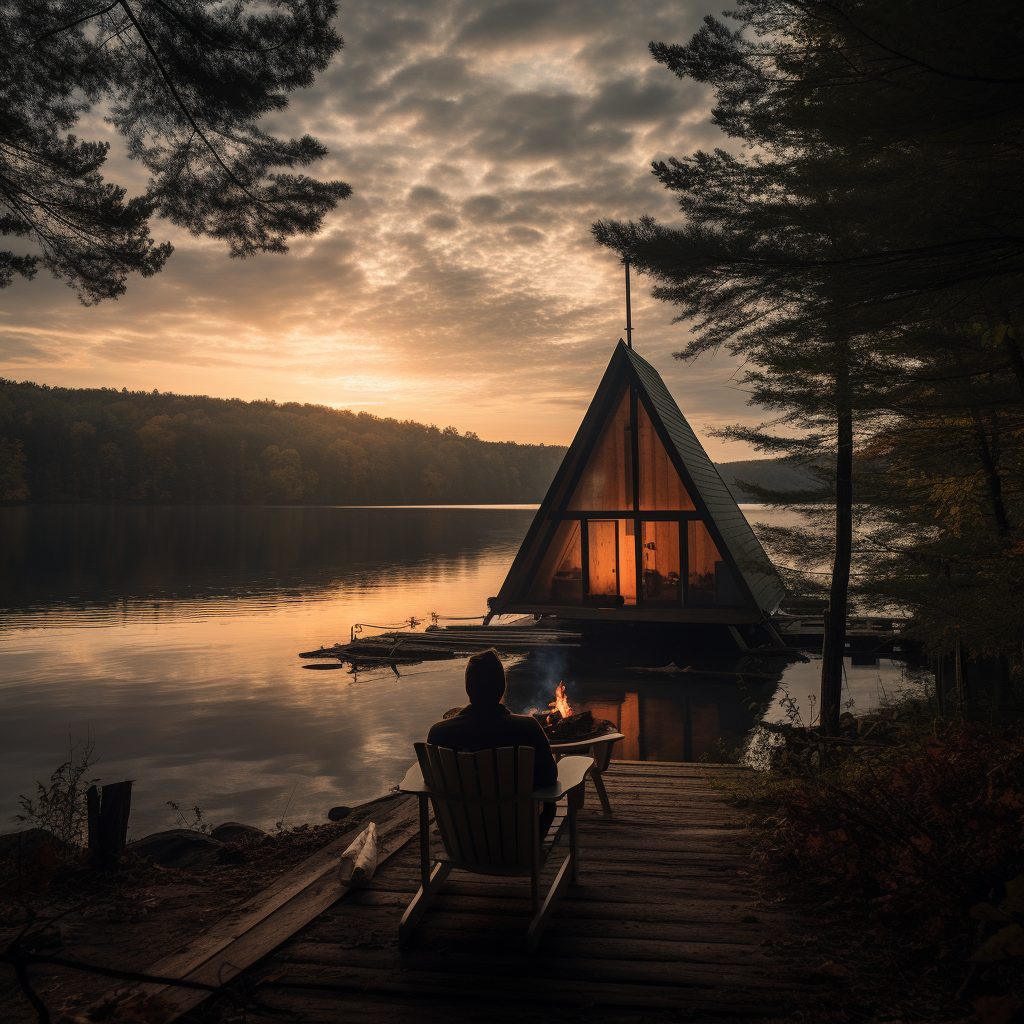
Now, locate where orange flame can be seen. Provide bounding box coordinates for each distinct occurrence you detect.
[548,681,574,720]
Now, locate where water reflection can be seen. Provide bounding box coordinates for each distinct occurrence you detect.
[506,657,783,762]
[0,504,538,612]
[1,505,922,838]
[1,506,538,836]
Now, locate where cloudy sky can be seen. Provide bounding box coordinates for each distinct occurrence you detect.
[1,0,763,459]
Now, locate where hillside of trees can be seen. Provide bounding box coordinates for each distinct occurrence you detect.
[0,380,566,505]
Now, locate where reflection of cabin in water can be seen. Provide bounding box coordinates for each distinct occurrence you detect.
[486,341,785,626]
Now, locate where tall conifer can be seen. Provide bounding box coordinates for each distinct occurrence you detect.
[595,0,1024,721]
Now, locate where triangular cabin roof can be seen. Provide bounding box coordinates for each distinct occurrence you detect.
[487,341,785,624]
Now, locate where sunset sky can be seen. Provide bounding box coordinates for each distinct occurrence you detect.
[0,0,764,460]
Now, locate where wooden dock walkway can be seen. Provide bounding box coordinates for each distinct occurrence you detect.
[200,762,818,1023]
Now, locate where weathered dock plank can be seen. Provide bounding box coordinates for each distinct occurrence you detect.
[189,761,818,1022]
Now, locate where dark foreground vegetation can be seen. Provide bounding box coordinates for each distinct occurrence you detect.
[736,682,1024,1024]
[0,380,565,505]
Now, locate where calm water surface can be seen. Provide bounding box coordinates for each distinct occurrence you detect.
[1,505,917,837]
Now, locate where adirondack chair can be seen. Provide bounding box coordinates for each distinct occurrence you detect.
[398,743,593,949]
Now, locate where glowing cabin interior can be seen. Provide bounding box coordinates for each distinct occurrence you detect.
[488,342,784,624]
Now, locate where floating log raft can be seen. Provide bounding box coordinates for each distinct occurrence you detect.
[300,625,583,667]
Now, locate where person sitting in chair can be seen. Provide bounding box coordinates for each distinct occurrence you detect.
[427,648,558,835]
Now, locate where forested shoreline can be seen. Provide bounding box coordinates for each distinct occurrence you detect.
[0,380,566,506]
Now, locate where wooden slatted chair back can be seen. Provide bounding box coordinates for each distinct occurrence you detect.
[413,742,537,872]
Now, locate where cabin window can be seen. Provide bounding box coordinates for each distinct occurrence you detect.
[526,520,582,604]
[638,401,695,511]
[569,387,632,510]
[687,521,744,606]
[531,381,750,614]
[641,520,680,603]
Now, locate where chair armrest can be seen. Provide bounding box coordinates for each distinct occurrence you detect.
[399,763,430,794]
[531,755,593,801]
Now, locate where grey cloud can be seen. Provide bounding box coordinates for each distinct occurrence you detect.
[5,0,760,458]
[0,329,51,364]
[424,213,460,232]
[395,96,468,135]
[455,0,561,47]
[505,226,544,245]
[470,91,632,161]
[586,76,679,124]
[358,16,434,54]
[461,194,503,220]
[424,162,469,185]
[407,185,451,209]
[386,55,475,96]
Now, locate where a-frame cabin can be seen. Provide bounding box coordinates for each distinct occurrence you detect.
[486,341,785,625]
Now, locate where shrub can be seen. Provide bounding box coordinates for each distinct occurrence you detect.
[14,738,99,853]
[758,722,1024,939]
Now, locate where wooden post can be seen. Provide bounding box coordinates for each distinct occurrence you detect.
[88,781,133,867]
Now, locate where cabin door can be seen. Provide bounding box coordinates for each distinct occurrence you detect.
[641,520,681,603]
[586,520,619,597]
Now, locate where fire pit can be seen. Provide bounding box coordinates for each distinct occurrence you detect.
[441,683,622,815]
[533,682,616,744]
[441,683,615,745]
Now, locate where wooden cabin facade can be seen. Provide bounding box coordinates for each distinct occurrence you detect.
[486,342,785,625]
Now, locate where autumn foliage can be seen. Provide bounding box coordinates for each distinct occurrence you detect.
[759,722,1024,941]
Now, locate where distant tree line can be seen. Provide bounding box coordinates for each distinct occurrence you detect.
[0,380,565,505]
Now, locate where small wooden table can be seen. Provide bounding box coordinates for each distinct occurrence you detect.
[549,732,624,816]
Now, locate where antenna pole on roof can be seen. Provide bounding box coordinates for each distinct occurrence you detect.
[624,258,633,349]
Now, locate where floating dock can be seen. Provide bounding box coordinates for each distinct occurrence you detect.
[772,614,909,656]
[300,624,583,667]
[300,614,911,668]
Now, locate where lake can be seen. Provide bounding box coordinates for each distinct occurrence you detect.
[0,504,918,838]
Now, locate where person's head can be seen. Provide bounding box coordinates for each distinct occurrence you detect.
[465,649,505,705]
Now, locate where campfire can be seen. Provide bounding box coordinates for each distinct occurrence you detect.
[534,682,614,743]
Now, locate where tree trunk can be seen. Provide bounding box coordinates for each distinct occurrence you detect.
[970,408,1010,538]
[821,364,853,736]
[1002,331,1024,399]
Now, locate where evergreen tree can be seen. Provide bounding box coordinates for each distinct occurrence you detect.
[1,1,350,304]
[594,0,1024,725]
